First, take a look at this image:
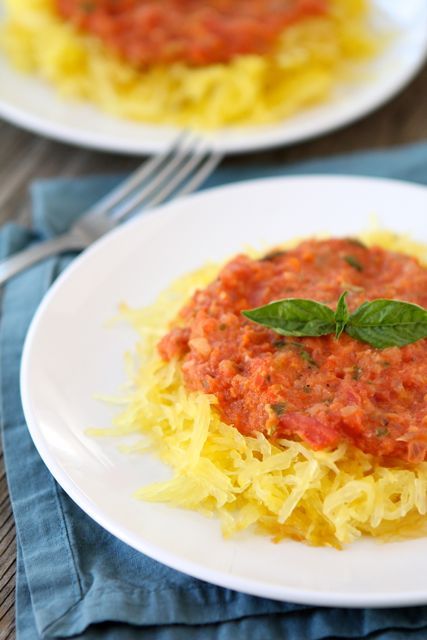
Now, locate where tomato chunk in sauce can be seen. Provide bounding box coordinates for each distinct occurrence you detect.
[56,0,328,66]
[159,239,427,464]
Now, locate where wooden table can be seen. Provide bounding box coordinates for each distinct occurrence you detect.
[1,61,426,639]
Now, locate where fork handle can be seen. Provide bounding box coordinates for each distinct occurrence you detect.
[0,233,88,286]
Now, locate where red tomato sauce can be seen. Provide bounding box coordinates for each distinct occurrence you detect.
[56,0,328,66]
[159,239,427,464]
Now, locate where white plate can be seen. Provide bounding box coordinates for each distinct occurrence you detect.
[21,175,427,607]
[1,1,427,154]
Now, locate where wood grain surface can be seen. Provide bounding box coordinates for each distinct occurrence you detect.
[0,61,426,640]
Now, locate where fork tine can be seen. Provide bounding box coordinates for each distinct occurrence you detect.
[142,149,223,211]
[87,130,192,218]
[109,137,206,223]
[110,146,219,223]
[172,150,223,200]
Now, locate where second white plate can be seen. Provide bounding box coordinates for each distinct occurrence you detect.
[1,1,427,154]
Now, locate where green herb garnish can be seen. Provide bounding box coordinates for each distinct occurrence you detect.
[335,291,350,339]
[242,293,427,349]
[243,299,336,338]
[344,255,364,272]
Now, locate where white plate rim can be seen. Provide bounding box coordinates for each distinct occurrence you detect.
[19,174,427,608]
[1,1,427,154]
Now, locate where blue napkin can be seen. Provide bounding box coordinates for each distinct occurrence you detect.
[2,140,427,640]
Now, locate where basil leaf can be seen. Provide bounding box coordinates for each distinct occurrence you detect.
[334,291,350,339]
[242,299,335,337]
[244,294,427,350]
[346,299,427,348]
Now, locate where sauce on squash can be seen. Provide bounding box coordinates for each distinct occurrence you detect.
[56,0,328,66]
[159,239,427,464]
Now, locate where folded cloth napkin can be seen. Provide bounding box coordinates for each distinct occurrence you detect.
[2,140,427,640]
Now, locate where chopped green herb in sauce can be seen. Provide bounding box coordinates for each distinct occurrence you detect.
[346,237,367,249]
[260,250,287,262]
[273,338,318,366]
[271,402,287,416]
[375,427,389,438]
[80,1,95,12]
[273,339,287,348]
[352,366,362,380]
[344,255,364,272]
[298,348,318,367]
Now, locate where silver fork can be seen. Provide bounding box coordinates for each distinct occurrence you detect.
[0,133,222,285]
